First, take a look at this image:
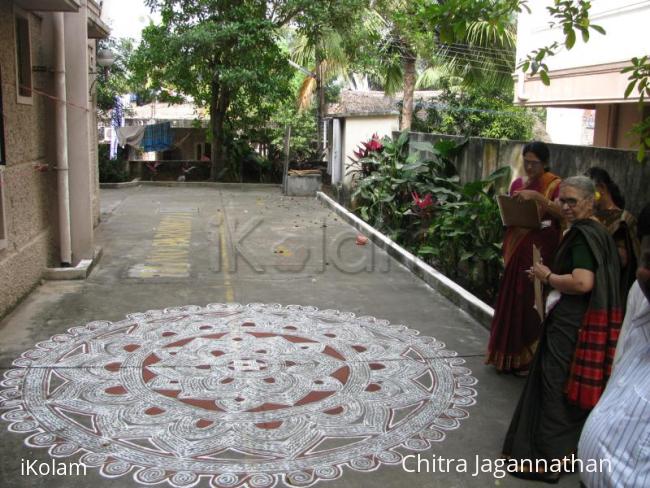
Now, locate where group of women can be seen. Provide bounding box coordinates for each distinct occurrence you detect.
[485,141,641,482]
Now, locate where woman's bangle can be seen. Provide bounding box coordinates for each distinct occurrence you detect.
[544,271,553,284]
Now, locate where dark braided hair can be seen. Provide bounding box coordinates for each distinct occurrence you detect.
[584,167,626,209]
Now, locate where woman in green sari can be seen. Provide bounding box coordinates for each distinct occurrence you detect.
[502,176,623,483]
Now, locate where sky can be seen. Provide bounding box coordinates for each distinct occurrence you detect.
[101,0,160,41]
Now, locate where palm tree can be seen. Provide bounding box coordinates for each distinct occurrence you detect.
[291,6,517,137]
[290,29,352,157]
[426,19,517,91]
[366,1,517,129]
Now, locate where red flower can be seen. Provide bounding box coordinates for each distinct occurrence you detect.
[353,134,384,161]
[364,134,383,152]
[412,191,434,210]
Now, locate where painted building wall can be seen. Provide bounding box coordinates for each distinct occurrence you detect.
[171,128,209,161]
[516,1,649,73]
[515,0,650,105]
[545,108,595,146]
[0,2,59,318]
[515,0,649,149]
[341,115,399,188]
[592,103,646,149]
[0,0,103,318]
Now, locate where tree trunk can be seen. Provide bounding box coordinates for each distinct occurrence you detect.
[210,79,230,181]
[315,49,324,159]
[400,50,416,131]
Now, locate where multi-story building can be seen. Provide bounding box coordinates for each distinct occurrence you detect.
[515,0,650,149]
[0,0,108,318]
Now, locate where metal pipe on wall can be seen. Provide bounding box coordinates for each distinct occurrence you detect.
[52,12,72,266]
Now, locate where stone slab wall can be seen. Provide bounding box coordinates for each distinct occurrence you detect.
[407,132,650,215]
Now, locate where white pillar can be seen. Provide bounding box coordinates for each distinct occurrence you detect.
[332,118,342,185]
[64,1,94,263]
[53,13,72,266]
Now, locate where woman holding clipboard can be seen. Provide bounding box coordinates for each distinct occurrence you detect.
[486,141,563,375]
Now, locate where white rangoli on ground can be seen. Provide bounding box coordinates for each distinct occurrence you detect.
[0,303,478,487]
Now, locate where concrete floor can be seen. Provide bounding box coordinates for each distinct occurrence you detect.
[0,185,579,487]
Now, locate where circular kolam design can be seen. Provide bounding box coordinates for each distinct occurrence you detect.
[0,303,478,488]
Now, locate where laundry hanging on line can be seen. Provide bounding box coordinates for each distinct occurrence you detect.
[142,122,173,152]
[116,125,145,148]
[115,122,175,152]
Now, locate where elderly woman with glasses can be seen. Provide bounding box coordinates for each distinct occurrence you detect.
[502,176,623,483]
[486,141,563,375]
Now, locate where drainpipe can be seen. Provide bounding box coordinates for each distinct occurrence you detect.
[53,13,72,266]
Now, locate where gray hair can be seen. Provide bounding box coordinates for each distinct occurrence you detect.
[561,176,595,199]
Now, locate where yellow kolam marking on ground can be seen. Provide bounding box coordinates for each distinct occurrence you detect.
[130,212,193,278]
[219,216,235,302]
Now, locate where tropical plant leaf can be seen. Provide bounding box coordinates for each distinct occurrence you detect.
[565,29,576,49]
[540,70,550,86]
[410,141,436,154]
[591,25,606,35]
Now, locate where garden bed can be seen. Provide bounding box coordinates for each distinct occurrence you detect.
[317,191,494,328]
[346,132,509,308]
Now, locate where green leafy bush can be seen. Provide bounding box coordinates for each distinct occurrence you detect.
[98,144,129,183]
[412,83,537,141]
[416,166,510,302]
[351,132,510,303]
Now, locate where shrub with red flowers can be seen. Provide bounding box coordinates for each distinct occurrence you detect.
[349,133,384,177]
[351,131,512,304]
[411,191,436,213]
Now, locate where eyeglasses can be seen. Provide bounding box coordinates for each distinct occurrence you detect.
[523,158,543,166]
[559,198,580,208]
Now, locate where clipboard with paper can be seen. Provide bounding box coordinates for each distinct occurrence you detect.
[496,195,541,229]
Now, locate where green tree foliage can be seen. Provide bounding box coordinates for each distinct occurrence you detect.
[363,0,525,130]
[225,73,318,180]
[98,145,129,183]
[95,37,136,117]
[622,56,650,162]
[425,17,517,92]
[267,99,317,163]
[290,0,370,155]
[133,0,305,181]
[412,83,535,140]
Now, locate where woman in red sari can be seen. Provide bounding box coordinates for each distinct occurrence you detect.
[486,141,564,375]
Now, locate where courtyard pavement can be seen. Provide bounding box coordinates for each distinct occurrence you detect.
[0,185,580,487]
